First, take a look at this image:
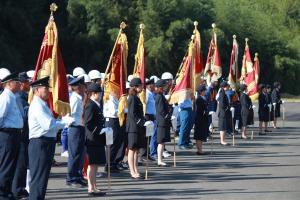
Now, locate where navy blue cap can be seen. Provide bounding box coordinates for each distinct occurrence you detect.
[220,81,229,88]
[69,76,85,86]
[87,83,102,93]
[18,72,30,82]
[240,84,247,91]
[146,78,154,85]
[130,78,142,87]
[196,84,207,93]
[30,76,50,87]
[1,72,20,83]
[155,79,167,88]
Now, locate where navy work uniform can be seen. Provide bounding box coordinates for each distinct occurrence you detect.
[28,76,73,200]
[103,95,123,172]
[67,77,86,186]
[0,73,23,199]
[12,72,31,198]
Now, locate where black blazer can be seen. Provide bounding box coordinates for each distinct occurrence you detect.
[155,93,171,127]
[194,96,209,128]
[126,95,144,133]
[271,89,282,104]
[84,99,105,146]
[218,89,230,117]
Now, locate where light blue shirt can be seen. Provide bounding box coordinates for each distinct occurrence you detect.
[29,95,65,139]
[146,89,156,115]
[179,98,193,109]
[103,95,119,118]
[70,92,83,126]
[0,88,23,128]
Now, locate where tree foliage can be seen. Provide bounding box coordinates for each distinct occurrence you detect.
[0,0,299,94]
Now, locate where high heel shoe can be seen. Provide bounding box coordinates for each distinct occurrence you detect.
[157,161,167,167]
[241,135,247,139]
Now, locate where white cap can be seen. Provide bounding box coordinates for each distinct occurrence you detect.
[73,67,86,77]
[0,68,11,80]
[128,74,134,82]
[161,72,173,80]
[149,75,160,83]
[88,70,102,80]
[26,70,35,79]
[78,74,91,83]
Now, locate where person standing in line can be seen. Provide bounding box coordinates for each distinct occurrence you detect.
[271,82,282,129]
[240,84,254,139]
[258,84,270,135]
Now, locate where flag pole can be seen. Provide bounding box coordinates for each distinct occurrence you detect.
[103,22,126,86]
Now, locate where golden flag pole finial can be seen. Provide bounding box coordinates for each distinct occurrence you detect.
[233,34,237,40]
[50,3,58,16]
[194,21,198,29]
[139,23,145,30]
[212,23,216,30]
[245,38,249,46]
[120,21,126,29]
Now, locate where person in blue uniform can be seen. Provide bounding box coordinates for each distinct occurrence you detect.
[145,78,158,161]
[28,76,74,200]
[258,84,270,135]
[271,82,282,129]
[240,84,254,139]
[83,83,106,197]
[0,72,23,200]
[66,76,87,188]
[12,72,31,199]
[266,84,274,127]
[126,78,145,179]
[218,81,231,145]
[194,84,209,155]
[155,79,171,166]
[205,80,218,131]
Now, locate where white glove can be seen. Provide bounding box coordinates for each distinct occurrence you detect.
[100,127,113,135]
[171,116,176,120]
[282,100,285,104]
[144,121,154,127]
[268,104,272,111]
[273,103,276,106]
[209,123,214,132]
[252,105,256,109]
[61,115,75,126]
[209,111,215,115]
[230,107,235,112]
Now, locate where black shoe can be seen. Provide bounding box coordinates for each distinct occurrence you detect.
[196,152,207,155]
[88,191,106,197]
[118,162,129,170]
[67,180,87,188]
[259,132,266,135]
[265,129,272,132]
[16,189,29,199]
[220,143,229,146]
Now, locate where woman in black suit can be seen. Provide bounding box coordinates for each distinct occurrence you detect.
[155,79,171,166]
[258,84,270,135]
[83,83,106,197]
[194,84,209,154]
[271,82,282,129]
[240,84,253,139]
[126,78,145,179]
[218,81,231,145]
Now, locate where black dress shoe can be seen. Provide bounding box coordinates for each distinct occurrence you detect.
[16,189,29,199]
[88,191,106,197]
[259,132,266,135]
[66,180,87,188]
[265,130,272,132]
[196,152,207,155]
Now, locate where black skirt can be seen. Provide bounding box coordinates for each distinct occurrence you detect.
[157,126,170,144]
[86,145,106,165]
[127,128,146,150]
[275,104,281,117]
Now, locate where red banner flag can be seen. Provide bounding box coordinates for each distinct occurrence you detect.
[104,23,128,126]
[240,38,259,100]
[204,23,222,83]
[29,4,70,117]
[228,35,239,85]
[193,21,204,94]
[133,24,146,114]
[169,39,193,104]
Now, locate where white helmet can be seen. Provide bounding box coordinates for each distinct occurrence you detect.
[78,74,91,83]
[0,68,11,80]
[73,67,86,77]
[149,75,160,83]
[161,72,173,80]
[26,70,35,79]
[127,74,134,82]
[88,70,102,80]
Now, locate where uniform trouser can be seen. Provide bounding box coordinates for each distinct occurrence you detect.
[67,126,85,183]
[0,130,20,199]
[12,131,28,196]
[29,137,56,200]
[178,108,193,147]
[149,121,158,158]
[105,118,124,168]
[61,127,68,152]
